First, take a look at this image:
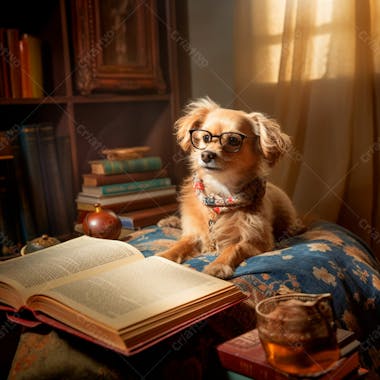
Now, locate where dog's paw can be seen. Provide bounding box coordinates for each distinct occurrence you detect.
[203,263,234,279]
[157,216,181,229]
[156,250,182,263]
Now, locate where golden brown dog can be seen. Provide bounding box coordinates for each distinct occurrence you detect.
[157,97,302,279]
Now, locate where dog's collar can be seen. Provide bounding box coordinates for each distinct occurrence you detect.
[193,174,266,215]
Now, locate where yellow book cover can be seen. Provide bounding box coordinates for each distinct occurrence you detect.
[19,34,43,98]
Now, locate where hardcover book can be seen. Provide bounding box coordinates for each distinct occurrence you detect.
[118,203,178,229]
[76,186,177,209]
[6,28,21,99]
[216,328,361,380]
[19,124,74,237]
[19,34,44,98]
[37,124,73,235]
[90,156,162,175]
[0,236,246,356]
[82,169,168,187]
[0,28,11,98]
[81,177,172,196]
[19,124,50,234]
[76,191,178,220]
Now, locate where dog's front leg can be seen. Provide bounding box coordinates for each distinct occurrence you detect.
[203,243,260,279]
[156,236,200,263]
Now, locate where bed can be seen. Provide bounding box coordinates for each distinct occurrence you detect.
[4,220,380,379]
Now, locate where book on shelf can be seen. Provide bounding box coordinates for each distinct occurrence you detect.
[37,124,73,235]
[119,203,178,229]
[19,123,74,238]
[216,328,362,380]
[82,177,172,197]
[19,33,44,98]
[0,235,247,356]
[0,28,11,98]
[82,168,169,187]
[89,156,162,175]
[19,124,50,235]
[5,28,21,98]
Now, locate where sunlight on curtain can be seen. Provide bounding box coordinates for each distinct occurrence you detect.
[234,0,380,258]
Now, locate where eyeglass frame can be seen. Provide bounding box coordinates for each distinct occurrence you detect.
[189,129,249,153]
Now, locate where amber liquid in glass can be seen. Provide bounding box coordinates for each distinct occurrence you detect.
[260,335,340,375]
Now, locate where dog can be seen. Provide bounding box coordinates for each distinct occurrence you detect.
[157,97,302,279]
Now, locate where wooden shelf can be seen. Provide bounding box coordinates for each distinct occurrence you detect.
[71,94,171,104]
[0,94,171,105]
[0,96,69,105]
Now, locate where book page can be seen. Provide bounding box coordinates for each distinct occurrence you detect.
[29,256,238,331]
[0,235,143,307]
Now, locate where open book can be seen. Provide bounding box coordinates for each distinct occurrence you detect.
[0,236,246,355]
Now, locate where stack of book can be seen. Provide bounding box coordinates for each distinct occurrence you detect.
[76,153,178,229]
[217,328,368,380]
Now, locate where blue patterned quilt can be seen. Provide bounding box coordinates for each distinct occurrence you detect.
[126,220,380,373]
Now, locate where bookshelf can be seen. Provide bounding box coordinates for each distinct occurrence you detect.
[0,0,189,247]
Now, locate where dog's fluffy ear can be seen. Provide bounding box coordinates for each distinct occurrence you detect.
[175,97,219,151]
[249,113,291,166]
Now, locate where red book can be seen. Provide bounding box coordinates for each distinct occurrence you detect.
[216,329,361,380]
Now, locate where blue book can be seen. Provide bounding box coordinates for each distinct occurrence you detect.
[90,157,162,175]
[19,123,75,238]
[19,124,49,235]
[82,177,172,196]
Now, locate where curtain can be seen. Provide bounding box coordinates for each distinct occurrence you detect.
[234,0,380,259]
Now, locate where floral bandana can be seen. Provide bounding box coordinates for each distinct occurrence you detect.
[193,174,266,216]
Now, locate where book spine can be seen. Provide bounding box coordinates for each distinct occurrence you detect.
[95,156,162,174]
[56,135,75,226]
[218,351,286,380]
[89,177,172,196]
[12,143,37,242]
[0,28,11,98]
[19,34,43,98]
[118,203,177,228]
[83,169,168,186]
[28,35,43,97]
[76,192,177,220]
[19,125,49,234]
[6,28,21,99]
[19,34,32,98]
[36,124,73,236]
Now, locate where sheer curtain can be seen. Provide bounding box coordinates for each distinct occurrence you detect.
[234,0,380,258]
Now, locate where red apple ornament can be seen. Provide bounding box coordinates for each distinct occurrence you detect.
[82,203,122,239]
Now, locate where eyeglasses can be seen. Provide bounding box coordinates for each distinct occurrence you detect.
[189,129,248,153]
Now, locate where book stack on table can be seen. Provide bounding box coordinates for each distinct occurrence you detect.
[76,148,178,230]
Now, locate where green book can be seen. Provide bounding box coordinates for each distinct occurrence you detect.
[90,157,162,175]
[82,177,172,196]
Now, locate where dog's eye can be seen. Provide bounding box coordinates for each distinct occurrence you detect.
[220,132,246,152]
[227,136,241,146]
[202,134,212,143]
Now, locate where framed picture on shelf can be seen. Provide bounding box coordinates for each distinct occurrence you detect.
[71,0,166,95]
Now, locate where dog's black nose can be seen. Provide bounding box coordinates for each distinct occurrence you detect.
[201,151,217,163]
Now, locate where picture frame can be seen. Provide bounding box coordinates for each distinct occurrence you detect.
[71,0,166,95]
